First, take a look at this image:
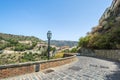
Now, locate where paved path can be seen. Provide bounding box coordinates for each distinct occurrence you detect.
[3,56,120,80]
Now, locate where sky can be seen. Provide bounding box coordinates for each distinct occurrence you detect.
[0,0,112,41]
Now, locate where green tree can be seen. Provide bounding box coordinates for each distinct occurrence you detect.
[78,36,90,48]
[70,48,77,53]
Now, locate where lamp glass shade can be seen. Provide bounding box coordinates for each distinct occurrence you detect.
[47,31,52,39]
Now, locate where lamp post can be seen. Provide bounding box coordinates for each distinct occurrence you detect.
[47,31,52,60]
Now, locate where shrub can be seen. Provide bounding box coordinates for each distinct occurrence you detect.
[53,52,64,59]
[70,48,77,53]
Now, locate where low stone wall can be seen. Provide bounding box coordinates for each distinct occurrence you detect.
[94,50,120,61]
[80,48,120,62]
[0,54,77,79]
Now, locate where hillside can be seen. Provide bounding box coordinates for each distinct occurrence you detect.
[0,33,43,51]
[50,40,78,47]
[78,0,120,49]
[0,33,49,65]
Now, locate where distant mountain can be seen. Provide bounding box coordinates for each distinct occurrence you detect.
[49,40,78,47]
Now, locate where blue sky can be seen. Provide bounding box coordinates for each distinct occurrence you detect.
[0,0,112,41]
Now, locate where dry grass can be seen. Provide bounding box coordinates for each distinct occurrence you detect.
[54,52,64,59]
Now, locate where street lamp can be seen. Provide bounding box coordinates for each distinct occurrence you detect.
[47,31,52,60]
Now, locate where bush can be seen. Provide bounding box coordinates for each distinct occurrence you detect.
[70,48,77,53]
[78,36,90,48]
[53,52,64,59]
[21,52,35,61]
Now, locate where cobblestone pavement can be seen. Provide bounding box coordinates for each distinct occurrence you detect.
[3,56,120,80]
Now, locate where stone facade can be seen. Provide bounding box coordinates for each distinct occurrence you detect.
[0,54,77,79]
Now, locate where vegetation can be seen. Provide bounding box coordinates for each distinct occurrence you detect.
[0,33,41,42]
[78,4,120,50]
[78,36,90,48]
[0,33,49,65]
[63,49,70,53]
[0,33,42,51]
[52,52,64,59]
[21,52,41,62]
[78,26,120,49]
[0,52,48,65]
[70,47,77,53]
[14,42,37,51]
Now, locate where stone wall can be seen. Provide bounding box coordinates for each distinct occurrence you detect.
[0,54,77,79]
[40,56,76,70]
[0,64,34,79]
[80,48,120,62]
[94,50,120,61]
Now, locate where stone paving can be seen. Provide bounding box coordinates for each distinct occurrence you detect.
[3,56,120,80]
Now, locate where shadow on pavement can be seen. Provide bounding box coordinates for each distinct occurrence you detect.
[80,56,120,80]
[106,62,120,80]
